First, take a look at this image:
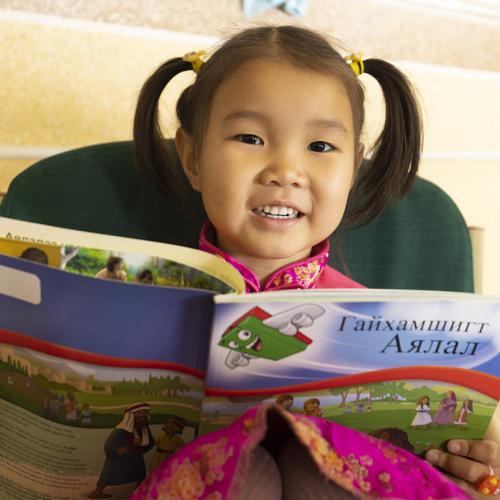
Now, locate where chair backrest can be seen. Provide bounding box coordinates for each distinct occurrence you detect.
[0,141,473,292]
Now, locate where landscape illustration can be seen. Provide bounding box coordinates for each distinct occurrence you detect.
[201,380,497,454]
[0,236,232,293]
[0,342,203,433]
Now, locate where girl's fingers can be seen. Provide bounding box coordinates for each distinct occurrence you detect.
[446,440,499,465]
[425,449,492,484]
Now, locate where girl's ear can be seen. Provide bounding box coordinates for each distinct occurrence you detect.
[355,142,365,170]
[352,142,365,188]
[176,128,200,191]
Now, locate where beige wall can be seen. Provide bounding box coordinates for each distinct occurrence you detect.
[2,0,500,71]
[1,4,499,293]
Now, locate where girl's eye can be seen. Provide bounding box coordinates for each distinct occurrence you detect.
[235,134,264,145]
[309,141,335,153]
[228,341,239,349]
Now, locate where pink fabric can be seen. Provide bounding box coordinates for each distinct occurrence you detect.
[133,405,470,499]
[316,263,365,289]
[199,220,364,292]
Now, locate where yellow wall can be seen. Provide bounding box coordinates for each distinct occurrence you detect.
[1,9,499,293]
[406,65,500,295]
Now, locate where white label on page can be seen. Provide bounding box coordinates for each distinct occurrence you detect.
[0,265,41,304]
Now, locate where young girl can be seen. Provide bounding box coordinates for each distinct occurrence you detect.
[94,256,127,282]
[131,25,498,499]
[411,395,432,428]
[455,400,474,426]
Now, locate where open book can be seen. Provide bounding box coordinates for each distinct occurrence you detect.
[0,217,498,499]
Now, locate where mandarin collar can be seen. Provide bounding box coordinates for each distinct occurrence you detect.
[198,220,330,293]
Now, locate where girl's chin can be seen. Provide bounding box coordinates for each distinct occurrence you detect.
[246,246,313,263]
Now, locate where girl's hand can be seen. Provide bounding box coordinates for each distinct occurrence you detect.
[425,439,499,498]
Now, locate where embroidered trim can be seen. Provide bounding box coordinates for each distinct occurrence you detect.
[199,221,329,293]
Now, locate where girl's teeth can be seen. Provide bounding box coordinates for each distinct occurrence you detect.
[256,206,299,218]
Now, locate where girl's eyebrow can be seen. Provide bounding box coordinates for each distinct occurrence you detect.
[222,110,267,124]
[223,111,348,134]
[308,118,348,135]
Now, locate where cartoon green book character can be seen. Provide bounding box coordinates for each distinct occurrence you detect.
[219,304,324,369]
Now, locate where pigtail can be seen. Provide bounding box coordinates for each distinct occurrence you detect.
[133,58,193,203]
[347,58,423,226]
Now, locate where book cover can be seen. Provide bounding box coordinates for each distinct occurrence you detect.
[203,293,500,455]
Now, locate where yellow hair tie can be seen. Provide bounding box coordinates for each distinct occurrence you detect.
[345,53,364,76]
[182,50,206,74]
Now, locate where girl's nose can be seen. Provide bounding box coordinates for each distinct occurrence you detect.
[258,155,307,188]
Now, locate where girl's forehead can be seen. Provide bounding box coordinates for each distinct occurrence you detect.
[209,57,353,122]
[217,57,347,94]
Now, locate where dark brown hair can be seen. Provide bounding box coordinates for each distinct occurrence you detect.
[106,256,124,273]
[369,427,415,453]
[135,268,154,283]
[20,247,49,265]
[134,25,422,229]
[417,395,430,406]
[276,394,294,405]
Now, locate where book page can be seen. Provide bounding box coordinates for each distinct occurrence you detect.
[215,288,500,304]
[0,217,245,293]
[203,292,500,455]
[0,254,211,498]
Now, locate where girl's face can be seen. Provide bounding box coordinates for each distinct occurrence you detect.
[113,260,124,273]
[179,58,363,274]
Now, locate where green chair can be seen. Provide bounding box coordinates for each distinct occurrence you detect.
[0,141,474,292]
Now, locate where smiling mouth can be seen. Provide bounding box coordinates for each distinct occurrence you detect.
[253,205,301,219]
[247,336,263,351]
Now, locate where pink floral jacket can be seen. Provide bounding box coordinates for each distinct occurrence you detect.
[133,405,469,499]
[199,221,364,292]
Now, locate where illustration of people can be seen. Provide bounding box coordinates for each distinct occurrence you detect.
[275,394,294,412]
[356,403,365,413]
[64,392,78,422]
[48,394,60,420]
[95,256,127,282]
[134,268,154,285]
[150,416,186,471]
[342,405,352,415]
[20,247,49,265]
[89,402,154,498]
[432,391,457,426]
[42,395,51,418]
[411,395,432,428]
[81,403,92,426]
[455,399,474,426]
[303,398,322,417]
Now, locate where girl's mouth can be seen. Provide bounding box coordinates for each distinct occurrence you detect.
[253,205,301,219]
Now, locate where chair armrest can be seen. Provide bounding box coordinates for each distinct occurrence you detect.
[468,226,484,293]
